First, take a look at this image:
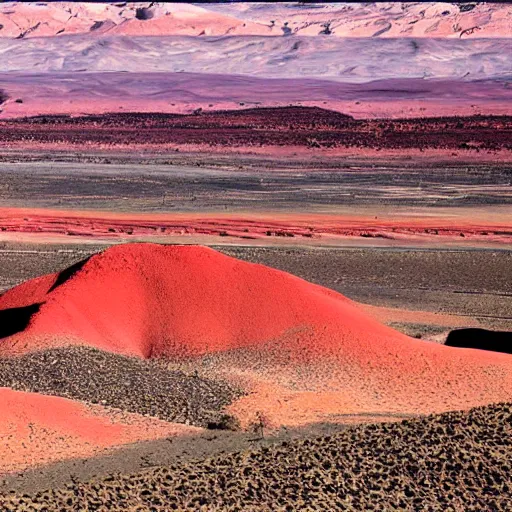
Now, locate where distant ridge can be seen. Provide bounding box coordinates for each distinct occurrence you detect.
[1,2,510,39]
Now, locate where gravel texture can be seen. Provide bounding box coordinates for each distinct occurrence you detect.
[0,346,241,427]
[1,109,511,151]
[1,402,510,511]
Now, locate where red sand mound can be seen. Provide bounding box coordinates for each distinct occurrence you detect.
[0,387,199,474]
[0,243,404,359]
[0,273,57,310]
[1,243,511,420]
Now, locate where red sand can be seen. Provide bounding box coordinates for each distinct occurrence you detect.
[0,387,199,474]
[0,208,510,247]
[0,273,57,310]
[0,243,404,359]
[1,243,511,424]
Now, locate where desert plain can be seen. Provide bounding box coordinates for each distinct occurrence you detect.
[0,2,511,511]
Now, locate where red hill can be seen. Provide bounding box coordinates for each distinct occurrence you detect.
[0,244,408,360]
[0,243,511,416]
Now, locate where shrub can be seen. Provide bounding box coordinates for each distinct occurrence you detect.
[207,414,241,432]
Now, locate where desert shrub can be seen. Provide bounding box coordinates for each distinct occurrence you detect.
[207,414,241,431]
[249,411,273,439]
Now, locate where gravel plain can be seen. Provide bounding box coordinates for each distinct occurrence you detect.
[1,402,510,511]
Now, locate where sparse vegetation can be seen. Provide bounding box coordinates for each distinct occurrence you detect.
[2,403,510,510]
[0,346,242,427]
[249,411,273,439]
[0,109,509,152]
[207,414,241,432]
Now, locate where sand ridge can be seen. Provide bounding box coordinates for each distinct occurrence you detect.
[0,387,199,475]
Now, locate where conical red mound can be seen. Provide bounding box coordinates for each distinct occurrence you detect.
[0,243,409,360]
[1,243,511,415]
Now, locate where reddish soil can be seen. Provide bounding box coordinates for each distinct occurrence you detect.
[0,243,410,359]
[360,304,481,330]
[1,243,511,427]
[1,108,510,154]
[0,208,510,246]
[0,387,199,475]
[0,273,57,309]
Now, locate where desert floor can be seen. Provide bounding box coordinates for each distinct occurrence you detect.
[0,138,510,508]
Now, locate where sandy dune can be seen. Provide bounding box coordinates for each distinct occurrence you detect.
[0,2,509,39]
[1,244,511,429]
[1,35,509,81]
[0,1,510,503]
[0,387,199,474]
[1,4,509,120]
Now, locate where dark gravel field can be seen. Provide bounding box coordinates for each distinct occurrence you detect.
[1,108,511,151]
[1,158,509,214]
[0,346,241,428]
[2,402,510,511]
